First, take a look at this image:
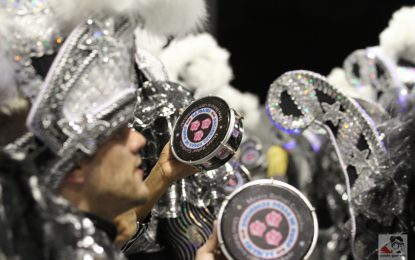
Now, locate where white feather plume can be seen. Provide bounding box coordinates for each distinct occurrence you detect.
[157,33,233,98]
[50,0,207,37]
[326,68,376,101]
[148,33,261,131]
[379,6,415,63]
[135,27,169,55]
[216,86,261,131]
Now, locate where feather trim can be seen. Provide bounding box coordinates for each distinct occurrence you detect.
[326,68,376,101]
[158,33,233,97]
[50,0,207,36]
[379,6,415,63]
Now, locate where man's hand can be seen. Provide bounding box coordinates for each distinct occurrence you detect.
[113,209,137,248]
[133,142,198,221]
[196,222,226,260]
[157,142,199,183]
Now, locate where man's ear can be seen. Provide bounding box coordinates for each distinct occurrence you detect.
[64,165,85,185]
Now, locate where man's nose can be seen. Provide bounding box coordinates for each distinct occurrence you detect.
[128,129,147,154]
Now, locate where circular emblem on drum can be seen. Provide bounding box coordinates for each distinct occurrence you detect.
[218,180,318,260]
[222,160,251,195]
[181,107,219,149]
[171,96,243,171]
[238,199,298,259]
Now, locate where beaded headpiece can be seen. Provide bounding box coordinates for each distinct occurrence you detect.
[4,0,208,189]
[343,47,413,113]
[20,13,139,188]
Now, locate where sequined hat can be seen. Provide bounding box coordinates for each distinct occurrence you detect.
[0,0,207,115]
[4,0,208,188]
[22,13,140,188]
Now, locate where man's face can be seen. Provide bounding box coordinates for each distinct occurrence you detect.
[81,127,149,217]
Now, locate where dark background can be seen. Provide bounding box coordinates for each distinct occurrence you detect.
[208,0,415,103]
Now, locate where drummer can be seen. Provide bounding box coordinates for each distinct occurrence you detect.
[20,18,202,260]
[1,3,215,260]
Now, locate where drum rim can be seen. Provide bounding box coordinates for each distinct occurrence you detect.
[217,179,319,260]
[171,97,241,166]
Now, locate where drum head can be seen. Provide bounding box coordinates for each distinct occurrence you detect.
[218,180,317,260]
[240,137,264,170]
[222,160,251,195]
[172,96,232,163]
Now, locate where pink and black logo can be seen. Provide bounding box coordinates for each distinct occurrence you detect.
[223,172,245,194]
[238,199,299,259]
[182,107,218,149]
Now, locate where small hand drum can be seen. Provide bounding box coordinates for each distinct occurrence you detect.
[239,136,265,171]
[171,96,244,171]
[217,179,318,260]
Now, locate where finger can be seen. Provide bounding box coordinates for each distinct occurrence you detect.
[200,221,218,253]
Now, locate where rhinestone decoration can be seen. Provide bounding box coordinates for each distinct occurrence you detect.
[57,117,111,156]
[266,72,322,134]
[348,147,370,174]
[176,158,250,214]
[266,70,385,179]
[130,80,193,177]
[266,70,387,258]
[135,47,169,81]
[343,49,377,88]
[321,102,344,126]
[343,47,395,90]
[132,81,193,130]
[28,14,140,188]
[63,18,135,123]
[343,47,411,112]
[1,0,64,100]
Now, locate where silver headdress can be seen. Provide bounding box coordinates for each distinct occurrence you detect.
[339,7,415,115]
[343,46,413,113]
[22,13,140,188]
[266,70,387,258]
[0,0,207,115]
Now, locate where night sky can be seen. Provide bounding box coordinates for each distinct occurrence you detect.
[216,0,415,103]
